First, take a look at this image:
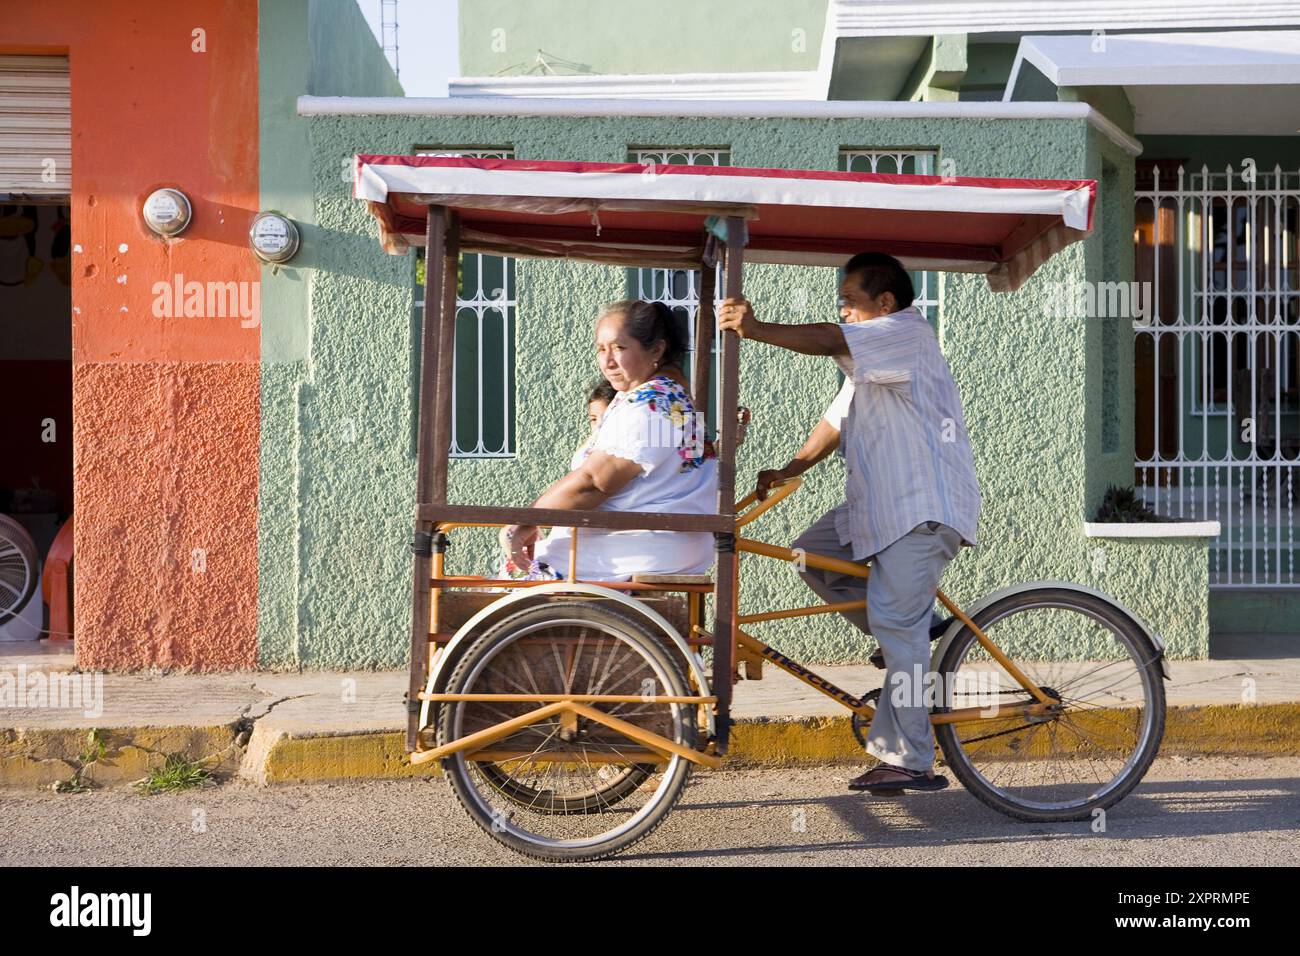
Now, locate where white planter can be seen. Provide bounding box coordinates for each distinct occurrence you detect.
[1083,521,1221,538]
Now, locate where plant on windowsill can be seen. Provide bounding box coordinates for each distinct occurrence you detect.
[1092,485,1173,523]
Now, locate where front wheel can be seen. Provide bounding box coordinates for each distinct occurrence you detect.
[933,587,1165,823]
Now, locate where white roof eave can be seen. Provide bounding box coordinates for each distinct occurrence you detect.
[829,0,1300,36]
[299,95,1142,156]
[448,71,828,101]
[1010,29,1300,88]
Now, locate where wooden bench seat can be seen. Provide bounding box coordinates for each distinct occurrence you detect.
[630,573,714,585]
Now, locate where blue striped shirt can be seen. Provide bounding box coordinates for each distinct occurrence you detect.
[820,305,981,560]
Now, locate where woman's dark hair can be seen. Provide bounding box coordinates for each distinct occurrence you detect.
[600,299,689,371]
[587,378,617,404]
[843,252,915,309]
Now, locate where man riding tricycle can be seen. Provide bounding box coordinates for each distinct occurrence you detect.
[353,154,1167,862]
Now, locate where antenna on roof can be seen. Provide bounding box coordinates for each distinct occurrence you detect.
[381,0,400,79]
[528,50,592,76]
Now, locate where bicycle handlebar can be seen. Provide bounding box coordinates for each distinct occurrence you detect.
[734,476,802,528]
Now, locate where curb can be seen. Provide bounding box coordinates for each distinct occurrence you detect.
[4,703,1299,788]
[0,726,242,790]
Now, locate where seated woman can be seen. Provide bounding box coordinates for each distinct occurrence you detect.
[499,299,718,582]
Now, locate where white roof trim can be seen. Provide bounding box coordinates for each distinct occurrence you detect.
[1083,521,1222,538]
[356,161,1094,228]
[455,10,840,103]
[830,0,1300,36]
[450,70,827,100]
[299,95,1142,156]
[1011,30,1300,87]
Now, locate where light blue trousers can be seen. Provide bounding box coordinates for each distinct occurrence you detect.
[792,506,962,771]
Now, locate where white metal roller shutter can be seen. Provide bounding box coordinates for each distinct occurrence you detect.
[0,55,71,198]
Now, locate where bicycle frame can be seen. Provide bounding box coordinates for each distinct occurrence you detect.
[731,552,1060,726]
[718,478,1059,730]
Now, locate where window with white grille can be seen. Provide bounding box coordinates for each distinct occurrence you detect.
[839,149,941,326]
[628,148,729,429]
[413,149,516,458]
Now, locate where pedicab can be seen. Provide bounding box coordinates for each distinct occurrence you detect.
[354,155,1169,862]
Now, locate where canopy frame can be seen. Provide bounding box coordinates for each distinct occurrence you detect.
[358,155,1097,291]
[407,206,745,752]
[387,156,1099,754]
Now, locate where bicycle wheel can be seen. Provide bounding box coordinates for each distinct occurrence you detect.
[933,587,1165,823]
[436,602,699,862]
[473,759,656,812]
[0,514,39,622]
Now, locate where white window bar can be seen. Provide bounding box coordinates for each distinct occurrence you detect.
[1135,163,1300,588]
[629,148,729,423]
[414,149,516,458]
[839,149,941,325]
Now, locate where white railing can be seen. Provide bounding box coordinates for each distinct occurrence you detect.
[1135,164,1300,587]
[630,149,729,418]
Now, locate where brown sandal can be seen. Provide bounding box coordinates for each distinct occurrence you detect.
[848,762,949,794]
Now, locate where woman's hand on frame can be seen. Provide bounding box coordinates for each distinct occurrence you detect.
[499,524,539,571]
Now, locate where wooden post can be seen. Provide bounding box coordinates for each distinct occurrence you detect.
[407,206,457,751]
[711,216,744,753]
[693,264,715,418]
[431,213,460,503]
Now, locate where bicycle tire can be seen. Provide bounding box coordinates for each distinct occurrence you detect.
[933,587,1165,823]
[436,602,698,862]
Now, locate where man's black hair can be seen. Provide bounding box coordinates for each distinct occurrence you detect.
[842,252,915,309]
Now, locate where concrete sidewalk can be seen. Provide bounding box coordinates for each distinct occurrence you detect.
[3,641,1299,788]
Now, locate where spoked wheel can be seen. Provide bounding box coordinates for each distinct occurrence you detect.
[933,587,1166,822]
[473,760,655,812]
[435,602,700,862]
[0,515,39,623]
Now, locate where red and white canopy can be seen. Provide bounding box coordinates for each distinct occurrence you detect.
[355,155,1095,292]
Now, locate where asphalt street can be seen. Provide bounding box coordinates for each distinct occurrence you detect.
[2,755,1296,866]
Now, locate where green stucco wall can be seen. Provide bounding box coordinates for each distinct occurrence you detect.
[1060,86,1136,137]
[257,0,403,667]
[309,0,404,97]
[252,108,1212,669]
[457,0,828,76]
[960,42,1018,99]
[1083,126,1137,513]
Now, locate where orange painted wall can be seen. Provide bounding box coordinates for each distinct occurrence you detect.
[2,0,261,668]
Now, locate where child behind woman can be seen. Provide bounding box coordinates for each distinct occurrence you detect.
[499,379,620,580]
